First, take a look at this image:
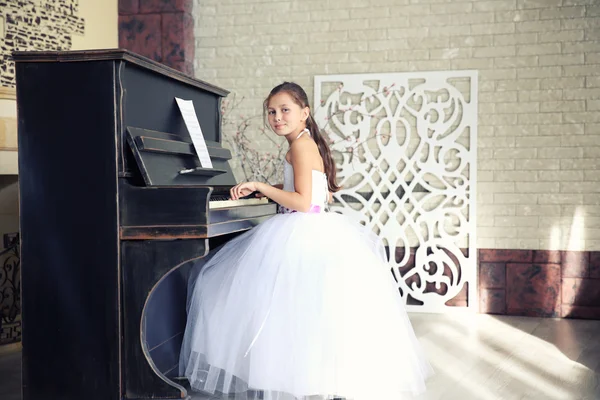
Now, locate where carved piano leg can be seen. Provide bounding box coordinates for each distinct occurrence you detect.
[121,239,209,399]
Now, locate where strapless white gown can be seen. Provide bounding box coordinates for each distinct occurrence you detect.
[179,159,433,400]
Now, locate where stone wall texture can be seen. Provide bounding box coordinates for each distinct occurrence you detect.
[192,0,600,253]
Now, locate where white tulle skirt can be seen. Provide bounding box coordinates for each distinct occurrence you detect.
[179,211,433,400]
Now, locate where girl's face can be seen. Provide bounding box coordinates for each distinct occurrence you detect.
[266,92,309,138]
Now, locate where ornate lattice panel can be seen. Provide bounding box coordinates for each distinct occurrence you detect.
[0,233,20,344]
[314,71,477,313]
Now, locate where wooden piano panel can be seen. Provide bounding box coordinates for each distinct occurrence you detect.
[14,49,278,400]
[125,127,237,187]
[118,54,228,176]
[119,181,210,227]
[120,179,277,240]
[15,57,122,400]
[122,239,207,399]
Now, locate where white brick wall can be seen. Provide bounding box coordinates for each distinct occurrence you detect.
[193,0,600,251]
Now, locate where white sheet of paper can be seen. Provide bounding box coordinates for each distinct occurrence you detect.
[175,97,213,169]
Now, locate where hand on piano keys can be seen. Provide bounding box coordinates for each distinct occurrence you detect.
[209,192,270,210]
[254,183,283,198]
[209,182,282,209]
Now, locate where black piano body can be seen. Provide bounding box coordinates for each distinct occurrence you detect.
[13,49,277,400]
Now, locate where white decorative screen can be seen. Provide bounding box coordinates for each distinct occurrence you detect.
[314,71,477,313]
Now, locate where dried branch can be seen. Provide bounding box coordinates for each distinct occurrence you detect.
[221,93,286,185]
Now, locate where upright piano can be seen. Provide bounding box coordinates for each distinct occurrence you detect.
[13,49,277,400]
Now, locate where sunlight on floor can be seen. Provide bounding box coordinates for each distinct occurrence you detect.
[1,314,598,400]
[407,312,600,400]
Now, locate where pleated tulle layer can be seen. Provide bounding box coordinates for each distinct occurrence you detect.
[179,212,433,400]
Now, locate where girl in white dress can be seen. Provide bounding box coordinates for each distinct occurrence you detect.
[179,82,433,400]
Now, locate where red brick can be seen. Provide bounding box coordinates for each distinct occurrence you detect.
[507,263,561,317]
[403,272,420,294]
[590,251,600,279]
[425,280,448,296]
[139,0,192,13]
[161,12,194,74]
[479,249,533,263]
[119,0,139,15]
[561,278,600,307]
[562,251,590,278]
[479,262,506,288]
[394,247,416,267]
[446,283,468,307]
[446,299,468,307]
[480,289,506,314]
[533,250,561,264]
[561,305,600,319]
[119,14,162,62]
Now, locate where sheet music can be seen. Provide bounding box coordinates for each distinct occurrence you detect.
[175,97,213,169]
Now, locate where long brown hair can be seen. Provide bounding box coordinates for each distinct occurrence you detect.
[264,82,341,193]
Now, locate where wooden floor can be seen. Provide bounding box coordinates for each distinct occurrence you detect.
[407,313,600,400]
[1,313,598,400]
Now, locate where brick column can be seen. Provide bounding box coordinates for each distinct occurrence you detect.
[479,249,600,320]
[118,0,194,76]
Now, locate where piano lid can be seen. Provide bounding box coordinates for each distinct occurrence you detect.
[11,48,229,98]
[127,127,238,187]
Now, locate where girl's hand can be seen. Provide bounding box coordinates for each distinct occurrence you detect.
[256,183,283,198]
[230,181,259,200]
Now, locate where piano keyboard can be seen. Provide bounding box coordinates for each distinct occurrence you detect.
[209,195,269,210]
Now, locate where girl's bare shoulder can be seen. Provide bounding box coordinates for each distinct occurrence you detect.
[291,135,318,152]
[290,136,319,160]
